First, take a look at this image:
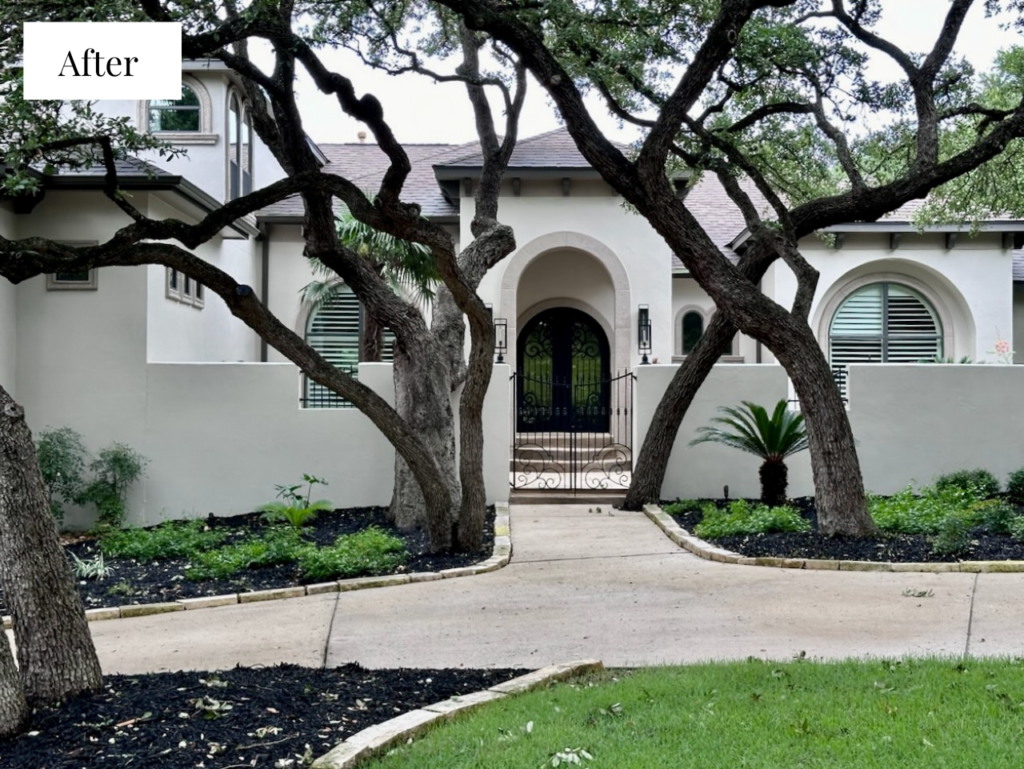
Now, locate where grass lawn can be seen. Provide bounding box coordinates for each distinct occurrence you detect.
[366,657,1024,768]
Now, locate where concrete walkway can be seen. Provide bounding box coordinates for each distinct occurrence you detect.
[90,504,1024,674]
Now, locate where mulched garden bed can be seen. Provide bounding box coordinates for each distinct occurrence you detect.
[0,506,495,615]
[665,497,1024,562]
[0,663,529,769]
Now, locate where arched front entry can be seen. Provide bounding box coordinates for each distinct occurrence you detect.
[516,307,611,432]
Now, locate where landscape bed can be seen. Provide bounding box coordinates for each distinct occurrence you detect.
[0,663,529,769]
[0,506,496,614]
[664,490,1024,563]
[361,658,1024,769]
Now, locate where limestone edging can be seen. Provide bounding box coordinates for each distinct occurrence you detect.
[643,504,1024,573]
[2,503,513,630]
[310,659,605,769]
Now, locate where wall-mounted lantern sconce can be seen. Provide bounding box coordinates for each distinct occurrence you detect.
[638,304,652,364]
[494,318,508,363]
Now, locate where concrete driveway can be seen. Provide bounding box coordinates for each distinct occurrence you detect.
[90,504,1024,673]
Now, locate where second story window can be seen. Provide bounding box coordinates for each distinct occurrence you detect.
[228,92,254,200]
[149,84,200,131]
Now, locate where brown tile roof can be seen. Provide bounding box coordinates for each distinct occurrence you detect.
[439,127,614,168]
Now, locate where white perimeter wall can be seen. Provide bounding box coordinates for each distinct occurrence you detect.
[40,362,509,527]
[0,206,16,397]
[637,363,1024,501]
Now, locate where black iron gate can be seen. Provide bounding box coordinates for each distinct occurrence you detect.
[511,371,634,492]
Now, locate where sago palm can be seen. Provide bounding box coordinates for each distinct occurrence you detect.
[690,400,809,506]
[300,204,438,361]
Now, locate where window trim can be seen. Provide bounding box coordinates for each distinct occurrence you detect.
[46,241,99,290]
[137,75,217,144]
[672,305,742,361]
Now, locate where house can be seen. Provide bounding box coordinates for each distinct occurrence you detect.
[2,64,1024,520]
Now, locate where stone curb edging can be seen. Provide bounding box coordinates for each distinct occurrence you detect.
[310,659,604,769]
[643,504,1024,573]
[2,503,513,631]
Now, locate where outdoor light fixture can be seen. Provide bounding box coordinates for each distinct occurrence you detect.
[638,304,652,364]
[494,318,508,363]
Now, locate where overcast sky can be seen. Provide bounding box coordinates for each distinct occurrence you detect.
[276,1,1022,147]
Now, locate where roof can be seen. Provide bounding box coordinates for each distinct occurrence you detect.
[438,127,609,169]
[258,142,472,220]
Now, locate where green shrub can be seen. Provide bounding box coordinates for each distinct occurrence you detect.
[259,474,333,528]
[968,500,1017,535]
[100,520,227,562]
[693,500,810,538]
[663,500,700,515]
[298,527,407,581]
[1007,469,1024,507]
[870,484,976,535]
[1009,516,1024,542]
[930,516,972,556]
[934,469,999,501]
[35,426,88,522]
[185,527,306,581]
[80,442,148,529]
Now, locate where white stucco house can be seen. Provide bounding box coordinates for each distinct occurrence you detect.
[2,62,1024,520]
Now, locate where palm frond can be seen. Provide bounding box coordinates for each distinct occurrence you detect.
[690,400,808,461]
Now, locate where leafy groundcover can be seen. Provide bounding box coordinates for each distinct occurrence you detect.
[1,506,495,614]
[0,663,528,769]
[666,498,1024,562]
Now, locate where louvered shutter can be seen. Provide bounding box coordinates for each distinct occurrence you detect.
[305,288,361,408]
[884,285,943,362]
[829,284,884,367]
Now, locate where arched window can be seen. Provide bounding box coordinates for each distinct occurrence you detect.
[149,84,200,131]
[682,311,703,354]
[829,282,943,367]
[227,92,255,200]
[303,286,395,408]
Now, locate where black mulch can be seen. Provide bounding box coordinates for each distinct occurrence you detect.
[0,663,530,769]
[0,506,495,615]
[664,497,1024,562]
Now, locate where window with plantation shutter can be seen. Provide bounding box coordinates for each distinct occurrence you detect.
[303,286,394,408]
[829,282,943,396]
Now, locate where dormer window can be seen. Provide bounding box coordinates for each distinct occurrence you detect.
[228,91,254,200]
[149,85,200,131]
[138,75,215,144]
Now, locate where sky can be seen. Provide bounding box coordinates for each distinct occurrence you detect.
[271,1,1023,147]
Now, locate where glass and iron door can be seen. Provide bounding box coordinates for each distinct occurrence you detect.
[516,308,610,432]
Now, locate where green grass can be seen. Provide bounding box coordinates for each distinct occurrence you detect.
[366,658,1024,769]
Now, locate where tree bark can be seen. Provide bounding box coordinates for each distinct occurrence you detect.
[0,626,28,738]
[388,345,460,548]
[622,313,738,511]
[0,386,103,707]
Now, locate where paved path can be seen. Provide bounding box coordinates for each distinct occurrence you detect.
[91,504,1024,674]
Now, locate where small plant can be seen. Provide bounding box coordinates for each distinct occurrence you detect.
[690,400,808,507]
[663,500,700,515]
[35,426,88,522]
[70,552,112,580]
[968,500,1016,535]
[100,519,227,562]
[870,484,976,535]
[260,474,333,528]
[1007,469,1024,507]
[80,442,148,529]
[902,588,934,598]
[694,500,810,538]
[934,469,999,500]
[106,580,136,597]
[297,527,407,581]
[930,515,972,556]
[1009,516,1024,542]
[185,527,306,581]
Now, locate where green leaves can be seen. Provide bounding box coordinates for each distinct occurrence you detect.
[690,400,808,463]
[694,500,810,538]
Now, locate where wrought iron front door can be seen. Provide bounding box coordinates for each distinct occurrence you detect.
[516,308,610,433]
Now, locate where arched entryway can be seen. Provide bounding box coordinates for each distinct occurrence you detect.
[516,307,611,432]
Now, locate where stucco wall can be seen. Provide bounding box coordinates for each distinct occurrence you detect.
[265,224,309,362]
[1014,285,1024,364]
[144,196,261,362]
[636,363,1024,502]
[473,185,674,370]
[777,232,1012,363]
[0,206,16,397]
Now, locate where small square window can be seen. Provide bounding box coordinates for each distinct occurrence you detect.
[165,266,204,309]
[166,267,181,300]
[46,269,98,291]
[183,275,193,298]
[193,282,205,308]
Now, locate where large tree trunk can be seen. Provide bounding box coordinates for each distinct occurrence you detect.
[622,313,738,511]
[0,626,28,738]
[0,386,103,707]
[388,346,461,548]
[769,325,877,536]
